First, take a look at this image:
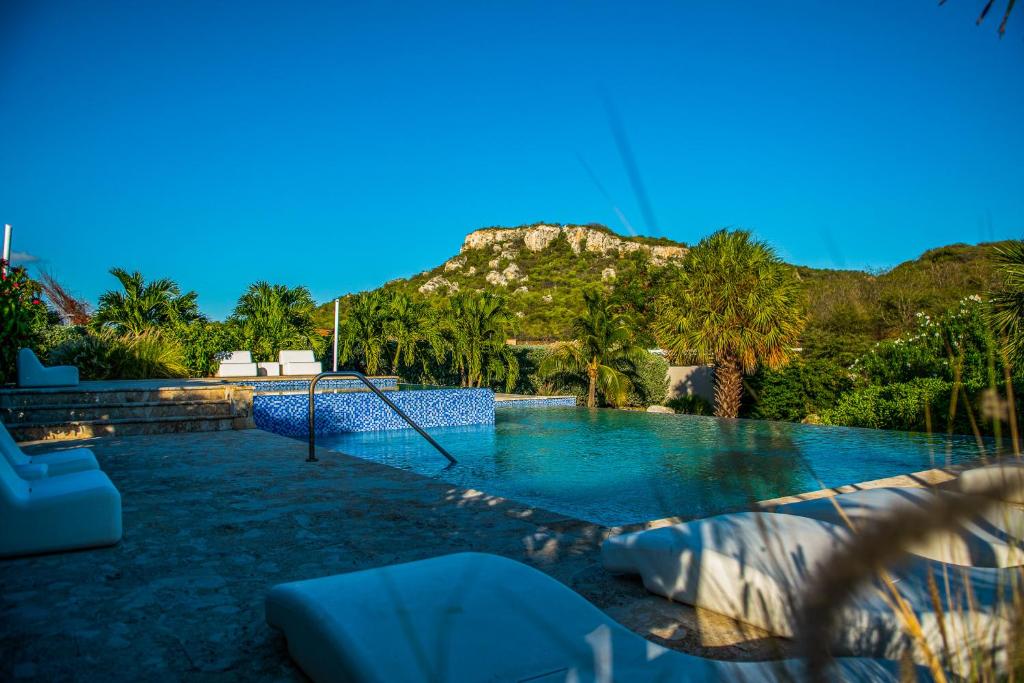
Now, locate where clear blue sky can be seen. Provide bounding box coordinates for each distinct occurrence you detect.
[2,1,1022,319]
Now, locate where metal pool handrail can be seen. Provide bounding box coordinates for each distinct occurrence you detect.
[306,371,457,465]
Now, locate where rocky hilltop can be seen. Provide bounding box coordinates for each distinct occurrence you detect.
[374,223,688,339]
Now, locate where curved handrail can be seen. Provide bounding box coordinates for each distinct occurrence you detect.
[307,371,457,465]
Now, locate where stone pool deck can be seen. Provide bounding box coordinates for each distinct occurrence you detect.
[0,428,786,681]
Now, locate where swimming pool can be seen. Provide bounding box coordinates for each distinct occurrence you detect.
[316,407,994,526]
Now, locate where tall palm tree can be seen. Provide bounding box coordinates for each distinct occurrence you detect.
[540,290,647,408]
[339,291,388,375]
[989,240,1024,364]
[654,229,805,418]
[93,268,202,335]
[384,291,443,375]
[230,282,322,362]
[442,292,519,390]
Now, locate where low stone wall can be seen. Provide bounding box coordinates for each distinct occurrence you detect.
[254,387,494,437]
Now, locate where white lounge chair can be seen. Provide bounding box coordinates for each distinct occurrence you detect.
[257,362,281,376]
[0,448,121,557]
[1,422,99,478]
[602,512,1013,675]
[266,552,928,683]
[278,350,321,376]
[215,351,258,378]
[17,348,78,387]
[772,487,1024,567]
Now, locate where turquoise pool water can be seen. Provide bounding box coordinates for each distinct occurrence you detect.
[317,408,994,526]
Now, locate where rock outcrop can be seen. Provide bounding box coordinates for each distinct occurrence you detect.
[461,224,686,265]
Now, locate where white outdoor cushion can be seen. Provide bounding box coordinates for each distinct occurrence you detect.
[16,348,78,388]
[958,462,1024,505]
[0,423,99,477]
[216,362,258,377]
[0,453,121,557]
[280,361,321,376]
[602,512,1012,675]
[266,552,923,683]
[278,350,315,364]
[774,487,1024,567]
[221,351,253,364]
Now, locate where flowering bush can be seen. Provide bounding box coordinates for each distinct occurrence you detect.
[0,261,48,384]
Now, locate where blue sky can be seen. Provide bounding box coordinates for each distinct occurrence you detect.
[1,1,1022,319]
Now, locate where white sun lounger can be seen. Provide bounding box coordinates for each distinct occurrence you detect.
[278,350,321,376]
[602,512,1013,675]
[17,347,78,387]
[772,486,1024,567]
[0,448,121,557]
[1,422,99,479]
[266,551,929,683]
[216,351,259,378]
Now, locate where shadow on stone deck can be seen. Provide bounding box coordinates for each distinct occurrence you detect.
[1,429,784,680]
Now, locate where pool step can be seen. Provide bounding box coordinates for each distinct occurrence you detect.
[0,383,255,442]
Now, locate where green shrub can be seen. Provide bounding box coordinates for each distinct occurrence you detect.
[820,378,954,432]
[625,351,669,406]
[664,394,713,415]
[48,330,188,380]
[0,265,48,384]
[170,321,244,377]
[33,324,89,359]
[743,358,854,422]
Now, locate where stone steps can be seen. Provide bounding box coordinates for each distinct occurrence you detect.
[0,382,254,442]
[7,414,245,442]
[0,399,236,424]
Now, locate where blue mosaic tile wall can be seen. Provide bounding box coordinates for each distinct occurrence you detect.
[233,377,398,394]
[254,388,494,437]
[495,396,577,409]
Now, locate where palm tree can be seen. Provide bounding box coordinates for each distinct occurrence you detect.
[230,282,322,362]
[93,268,202,335]
[384,291,443,375]
[654,229,805,418]
[540,290,647,408]
[989,240,1024,364]
[442,292,519,390]
[338,291,388,375]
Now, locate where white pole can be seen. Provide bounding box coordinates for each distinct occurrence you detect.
[1,224,11,276]
[332,298,339,372]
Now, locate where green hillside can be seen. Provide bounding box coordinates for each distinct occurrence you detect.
[317,223,1010,360]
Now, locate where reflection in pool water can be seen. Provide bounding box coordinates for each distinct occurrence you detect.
[315,408,992,526]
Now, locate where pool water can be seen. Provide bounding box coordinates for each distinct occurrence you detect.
[316,408,994,526]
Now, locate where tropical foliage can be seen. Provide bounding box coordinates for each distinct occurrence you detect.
[540,290,647,407]
[93,268,202,335]
[655,230,806,418]
[229,282,322,363]
[49,329,188,380]
[441,292,520,390]
[0,262,48,384]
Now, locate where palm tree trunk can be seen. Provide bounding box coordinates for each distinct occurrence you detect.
[714,354,743,418]
[587,364,598,408]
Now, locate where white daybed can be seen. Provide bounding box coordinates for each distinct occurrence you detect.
[278,350,321,376]
[216,351,258,378]
[1,422,99,479]
[266,552,927,683]
[602,512,1012,675]
[0,450,122,557]
[17,348,78,387]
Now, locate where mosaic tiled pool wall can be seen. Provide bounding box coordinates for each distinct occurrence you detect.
[254,388,494,437]
[233,377,398,393]
[495,396,577,409]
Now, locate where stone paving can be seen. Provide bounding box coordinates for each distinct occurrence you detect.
[1,428,785,681]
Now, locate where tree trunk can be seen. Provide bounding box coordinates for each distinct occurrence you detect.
[587,364,598,408]
[714,355,743,418]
